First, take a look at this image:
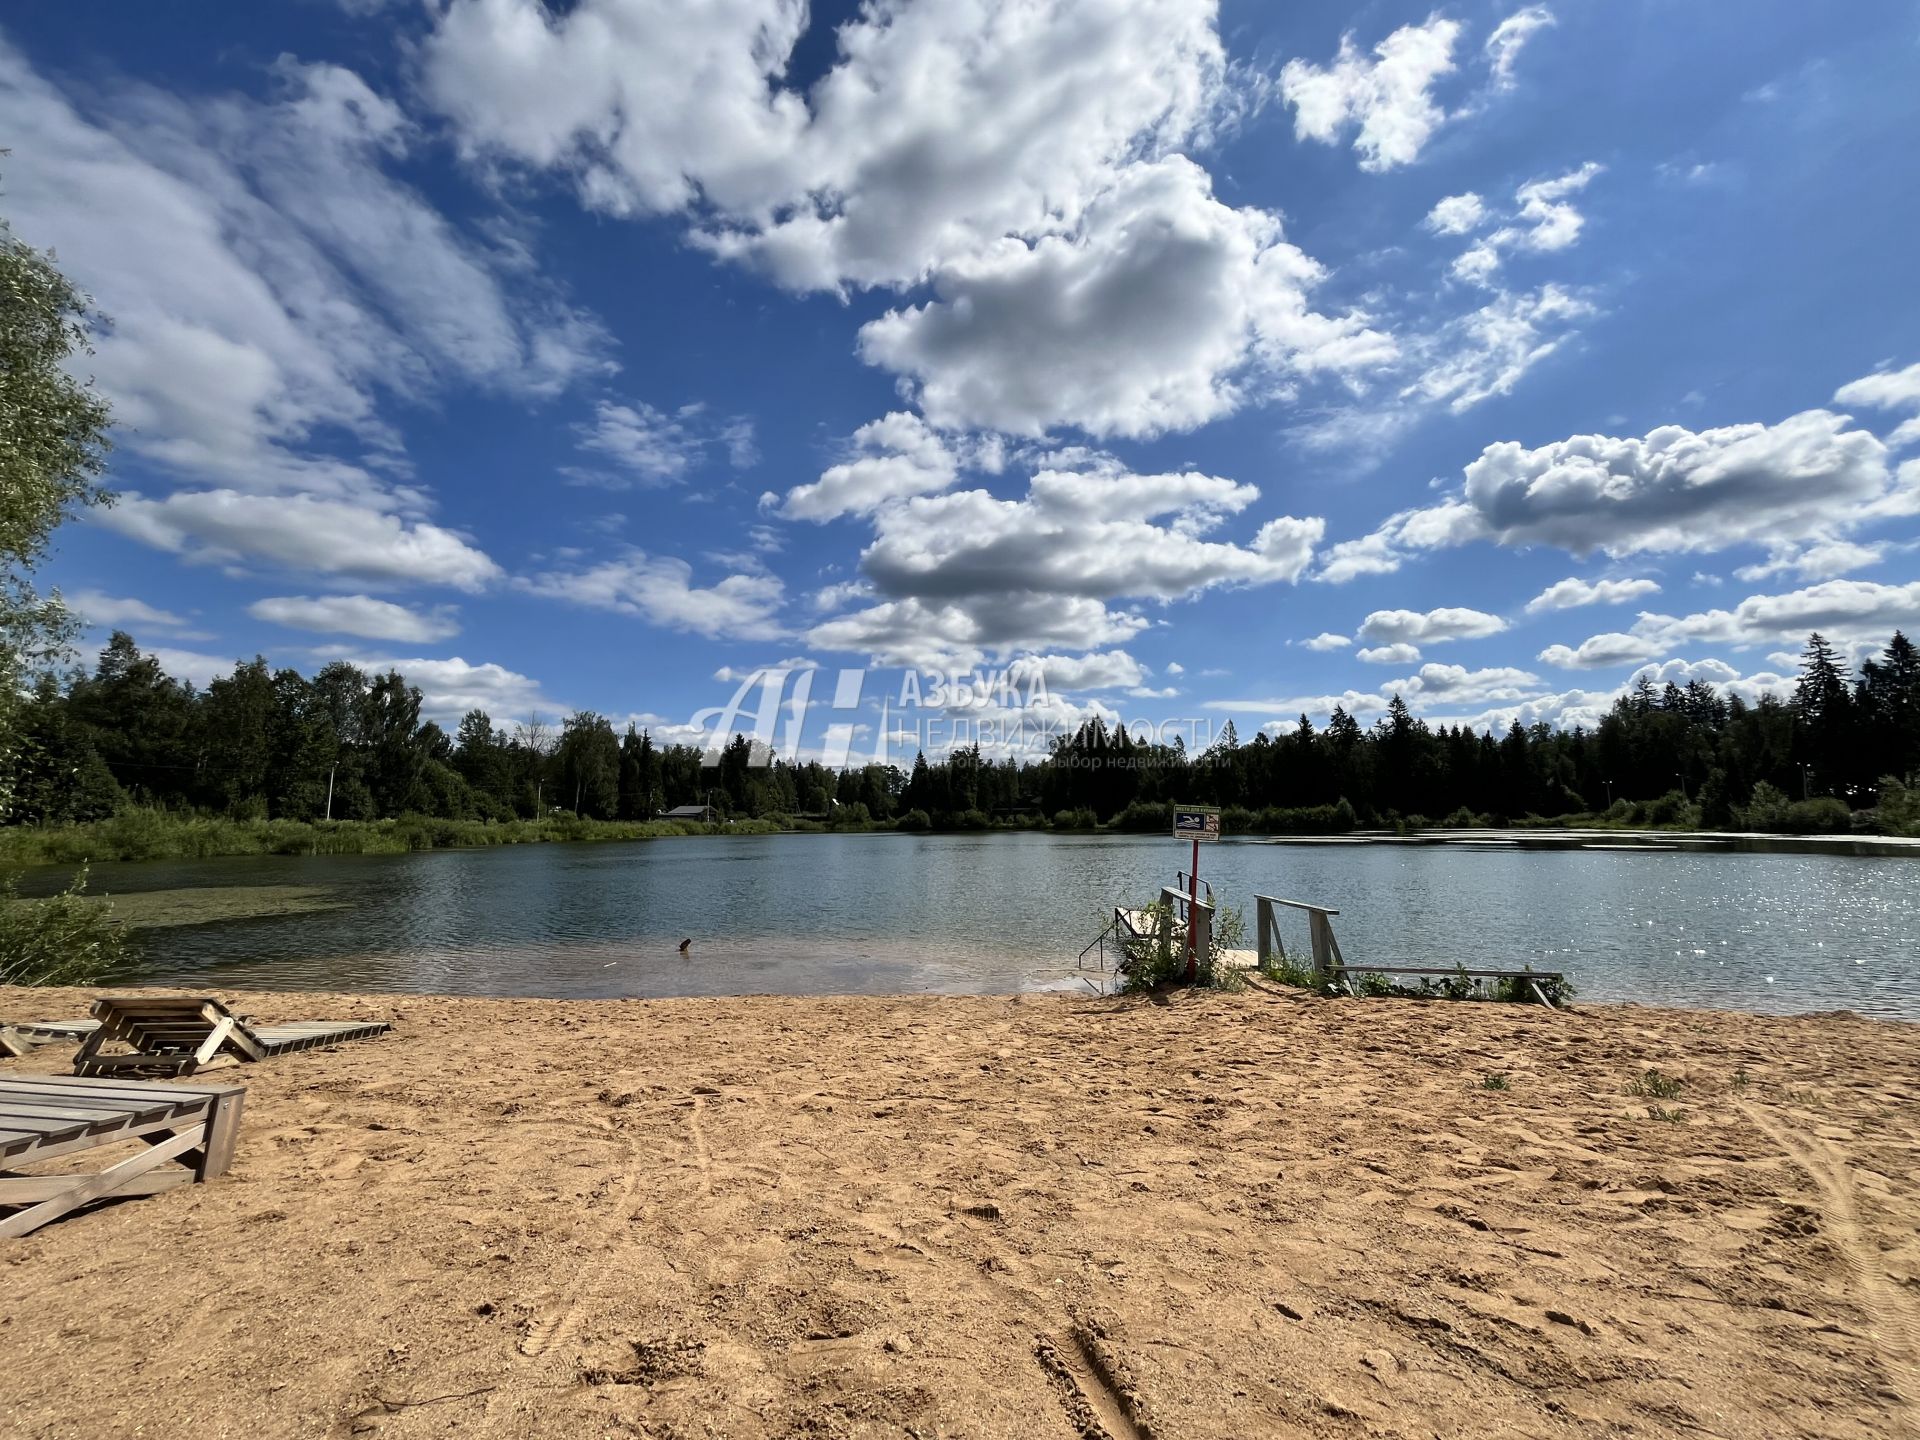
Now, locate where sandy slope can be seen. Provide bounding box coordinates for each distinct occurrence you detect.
[2,983,1918,1439]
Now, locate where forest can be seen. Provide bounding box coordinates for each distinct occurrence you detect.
[5,628,1920,842]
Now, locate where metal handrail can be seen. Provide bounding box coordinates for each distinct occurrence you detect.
[1077,915,1122,968]
[1176,871,1214,905]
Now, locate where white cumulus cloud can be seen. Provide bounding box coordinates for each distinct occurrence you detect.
[1324,407,1911,580]
[807,454,1322,668]
[1835,361,1920,450]
[1357,606,1507,645]
[1424,192,1487,235]
[100,491,501,592]
[856,157,1394,439]
[1485,7,1555,89]
[1280,16,1462,172]
[248,595,461,643]
[519,552,786,640]
[771,414,961,522]
[1357,642,1422,664]
[1524,576,1662,613]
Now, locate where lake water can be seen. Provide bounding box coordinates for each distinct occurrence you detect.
[29,833,1920,1019]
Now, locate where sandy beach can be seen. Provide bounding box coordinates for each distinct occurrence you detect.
[2,983,1917,1439]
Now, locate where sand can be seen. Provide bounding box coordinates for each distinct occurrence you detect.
[2,982,1918,1440]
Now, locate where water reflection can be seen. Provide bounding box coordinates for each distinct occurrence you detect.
[36,833,1919,1019]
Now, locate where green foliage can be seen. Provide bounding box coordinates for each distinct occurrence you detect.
[1738,781,1792,831]
[1626,1068,1684,1100]
[0,221,114,572]
[896,808,932,832]
[1871,776,1920,837]
[1480,1073,1511,1091]
[10,621,1920,837]
[1783,796,1852,834]
[1119,897,1246,993]
[1119,899,1176,992]
[1491,970,1576,1006]
[0,865,132,986]
[1260,954,1320,989]
[1,212,117,826]
[1646,1105,1687,1124]
[0,811,780,866]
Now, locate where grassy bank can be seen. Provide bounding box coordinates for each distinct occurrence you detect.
[0,811,785,866]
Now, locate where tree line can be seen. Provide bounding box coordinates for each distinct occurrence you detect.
[7,629,1920,837]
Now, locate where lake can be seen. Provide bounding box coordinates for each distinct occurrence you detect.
[24,832,1920,1019]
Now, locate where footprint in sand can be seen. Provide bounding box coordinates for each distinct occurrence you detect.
[1742,1101,1920,1401]
[516,1295,584,1359]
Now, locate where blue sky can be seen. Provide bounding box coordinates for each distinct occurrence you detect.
[4,1,1919,758]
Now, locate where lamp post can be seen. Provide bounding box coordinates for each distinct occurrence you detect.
[1674,770,1688,802]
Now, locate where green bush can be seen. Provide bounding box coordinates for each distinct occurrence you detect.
[896,808,932,832]
[1871,777,1920,836]
[1641,789,1699,827]
[0,866,134,986]
[1119,897,1246,993]
[0,810,786,865]
[1738,781,1792,831]
[1107,801,1169,832]
[1051,807,1098,830]
[1783,796,1852,834]
[1248,800,1359,834]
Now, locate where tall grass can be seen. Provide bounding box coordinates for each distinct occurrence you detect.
[0,865,134,985]
[0,811,784,867]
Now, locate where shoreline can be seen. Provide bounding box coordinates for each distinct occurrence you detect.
[9,813,1920,870]
[4,983,1918,1437]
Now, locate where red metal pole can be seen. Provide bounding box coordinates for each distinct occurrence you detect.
[1185,835,1200,982]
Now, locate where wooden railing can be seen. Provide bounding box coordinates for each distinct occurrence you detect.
[1255,895,1343,983]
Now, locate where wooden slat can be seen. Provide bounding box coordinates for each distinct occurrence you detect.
[0,1098,148,1121]
[0,1171,188,1203]
[3,1076,219,1105]
[0,1112,209,1167]
[0,1124,204,1239]
[77,1053,241,1076]
[14,1019,99,1038]
[0,1102,165,1128]
[0,1114,85,1137]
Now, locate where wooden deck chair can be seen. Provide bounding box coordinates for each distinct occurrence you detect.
[71,997,390,1078]
[2,1019,99,1059]
[1,1075,245,1238]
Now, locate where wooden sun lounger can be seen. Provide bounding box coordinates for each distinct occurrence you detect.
[0,1075,244,1238]
[2,1019,99,1058]
[72,997,391,1078]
